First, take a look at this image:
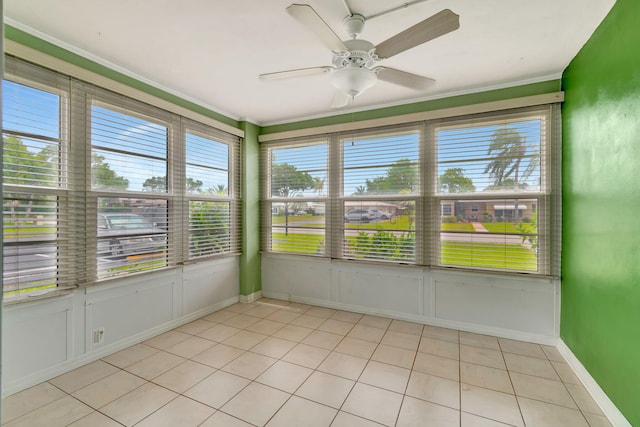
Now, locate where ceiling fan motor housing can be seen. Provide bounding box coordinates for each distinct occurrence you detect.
[343,13,365,39]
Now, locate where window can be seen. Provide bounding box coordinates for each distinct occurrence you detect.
[435,108,549,273]
[90,99,171,277]
[185,122,241,259]
[263,141,328,255]
[262,105,558,276]
[2,56,242,298]
[341,127,420,262]
[2,64,69,296]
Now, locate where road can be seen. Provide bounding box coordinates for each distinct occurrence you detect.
[2,244,159,292]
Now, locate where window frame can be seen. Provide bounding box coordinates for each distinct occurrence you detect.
[262,138,330,256]
[261,105,560,277]
[2,55,243,299]
[336,125,423,263]
[432,107,552,275]
[183,119,242,261]
[2,59,71,296]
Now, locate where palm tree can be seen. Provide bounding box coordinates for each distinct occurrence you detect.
[353,185,367,195]
[484,126,538,190]
[312,177,325,196]
[212,184,227,195]
[484,125,539,222]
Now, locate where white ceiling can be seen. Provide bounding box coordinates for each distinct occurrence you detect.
[5,0,615,125]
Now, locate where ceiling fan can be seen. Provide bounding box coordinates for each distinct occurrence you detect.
[259,2,460,108]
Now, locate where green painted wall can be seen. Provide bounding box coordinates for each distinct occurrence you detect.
[4,25,240,129]
[239,122,261,296]
[261,80,560,134]
[561,0,640,424]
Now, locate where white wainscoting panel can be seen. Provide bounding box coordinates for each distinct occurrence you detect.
[333,262,424,315]
[2,295,75,386]
[262,255,332,301]
[262,254,559,343]
[432,272,556,338]
[2,259,240,397]
[183,258,239,314]
[86,271,177,350]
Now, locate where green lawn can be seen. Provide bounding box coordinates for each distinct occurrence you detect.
[4,226,56,239]
[101,258,167,279]
[272,214,415,231]
[480,222,537,234]
[441,241,537,271]
[271,232,324,255]
[441,223,475,232]
[271,230,537,272]
[3,281,56,297]
[347,215,414,231]
[272,214,324,228]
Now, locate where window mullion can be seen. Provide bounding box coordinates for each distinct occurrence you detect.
[328,134,341,258]
[170,117,185,265]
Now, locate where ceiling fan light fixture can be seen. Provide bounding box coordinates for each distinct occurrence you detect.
[330,67,377,97]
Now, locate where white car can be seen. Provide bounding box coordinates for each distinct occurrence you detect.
[344,209,378,223]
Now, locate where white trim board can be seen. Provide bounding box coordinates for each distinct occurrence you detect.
[259,92,564,142]
[262,73,562,127]
[239,290,263,303]
[557,339,632,427]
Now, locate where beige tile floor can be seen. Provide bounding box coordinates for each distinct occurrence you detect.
[1,298,612,427]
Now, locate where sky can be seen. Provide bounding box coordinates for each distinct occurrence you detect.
[271,118,542,197]
[4,79,543,197]
[2,80,231,193]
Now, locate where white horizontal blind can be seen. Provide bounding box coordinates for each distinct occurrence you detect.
[261,106,559,276]
[90,100,170,193]
[3,56,243,298]
[2,58,71,296]
[87,91,172,279]
[185,120,241,259]
[261,139,328,256]
[339,126,421,263]
[434,106,551,274]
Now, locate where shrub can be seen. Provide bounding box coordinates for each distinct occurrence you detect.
[348,230,415,261]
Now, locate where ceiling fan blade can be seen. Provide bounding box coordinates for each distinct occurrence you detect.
[375,67,435,90]
[331,90,352,108]
[375,9,460,59]
[259,66,333,81]
[286,4,347,52]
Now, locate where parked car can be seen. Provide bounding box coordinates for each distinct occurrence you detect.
[344,209,378,223]
[142,205,168,229]
[371,209,389,220]
[97,213,166,258]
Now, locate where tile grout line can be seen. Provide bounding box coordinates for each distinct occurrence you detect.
[2,300,608,427]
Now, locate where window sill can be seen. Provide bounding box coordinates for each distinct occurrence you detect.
[2,287,76,306]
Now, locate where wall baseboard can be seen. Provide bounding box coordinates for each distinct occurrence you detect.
[557,339,631,427]
[239,290,262,303]
[1,295,239,398]
[261,291,556,346]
